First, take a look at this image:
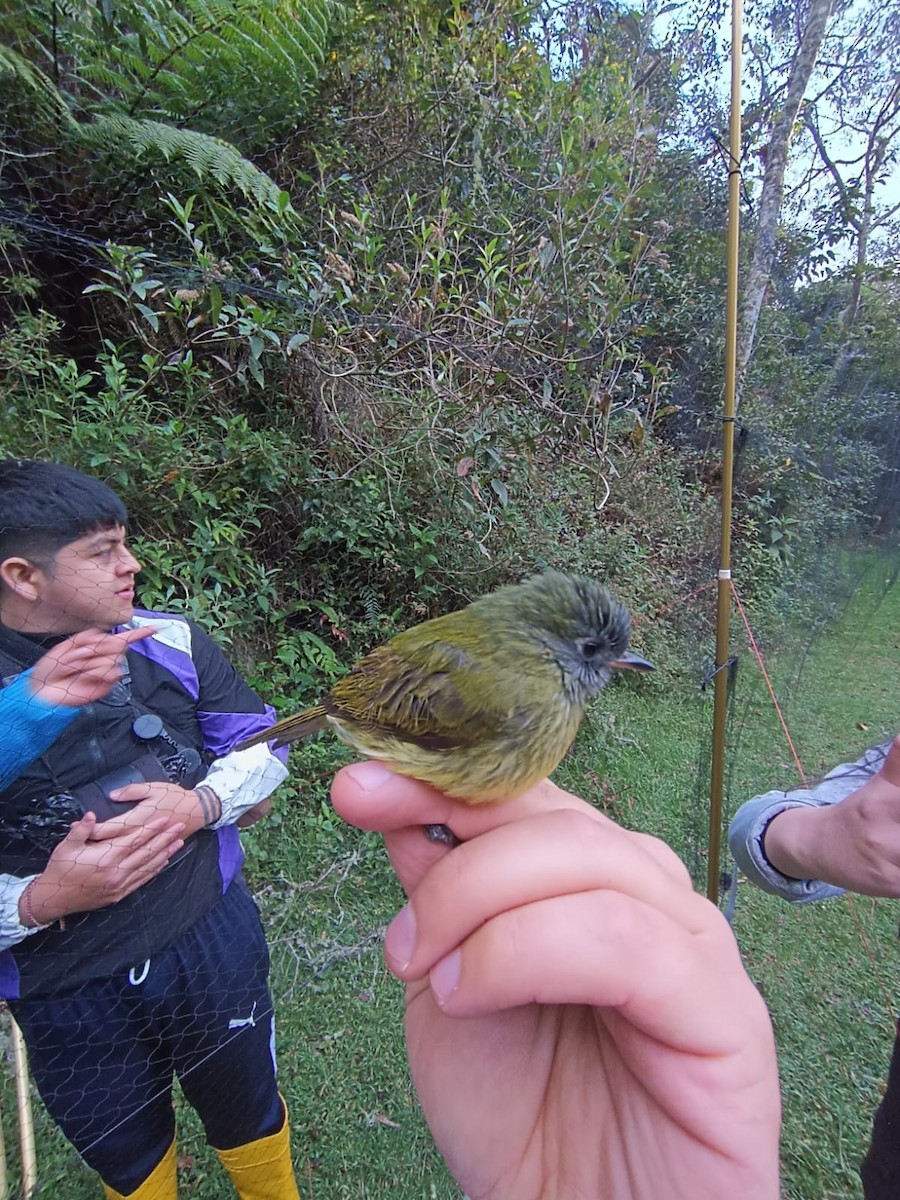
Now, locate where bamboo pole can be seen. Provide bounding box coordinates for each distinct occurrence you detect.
[707,0,743,903]
[0,1095,7,1200]
[10,1021,36,1198]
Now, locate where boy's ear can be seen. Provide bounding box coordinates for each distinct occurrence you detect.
[0,556,46,602]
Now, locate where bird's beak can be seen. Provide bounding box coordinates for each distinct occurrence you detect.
[610,651,655,671]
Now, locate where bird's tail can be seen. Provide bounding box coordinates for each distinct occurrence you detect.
[236,706,330,751]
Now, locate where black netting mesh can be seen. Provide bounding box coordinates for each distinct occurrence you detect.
[2,0,900,1196]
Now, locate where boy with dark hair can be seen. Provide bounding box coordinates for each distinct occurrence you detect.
[0,459,300,1199]
[0,458,128,566]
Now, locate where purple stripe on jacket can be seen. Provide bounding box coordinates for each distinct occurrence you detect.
[121,612,288,764]
[216,825,244,891]
[124,611,200,699]
[0,950,20,1000]
[197,707,288,764]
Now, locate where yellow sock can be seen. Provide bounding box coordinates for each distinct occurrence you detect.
[102,1141,177,1200]
[215,1100,301,1200]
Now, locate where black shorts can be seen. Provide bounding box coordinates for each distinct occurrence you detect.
[11,877,283,1194]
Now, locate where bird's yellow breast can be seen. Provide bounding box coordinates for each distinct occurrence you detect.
[327,695,582,803]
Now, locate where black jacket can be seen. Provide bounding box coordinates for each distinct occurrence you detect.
[0,612,283,999]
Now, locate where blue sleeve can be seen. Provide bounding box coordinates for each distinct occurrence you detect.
[0,671,79,790]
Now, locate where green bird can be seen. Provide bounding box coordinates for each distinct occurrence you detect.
[238,571,654,804]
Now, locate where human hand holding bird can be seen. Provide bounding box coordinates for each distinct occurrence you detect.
[329,765,781,1200]
[238,572,653,809]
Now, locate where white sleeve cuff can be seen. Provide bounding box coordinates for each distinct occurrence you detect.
[202,744,289,828]
[0,875,50,950]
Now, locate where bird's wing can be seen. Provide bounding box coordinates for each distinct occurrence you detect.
[326,641,509,749]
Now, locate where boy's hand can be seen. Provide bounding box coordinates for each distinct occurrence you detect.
[23,812,185,925]
[28,626,156,707]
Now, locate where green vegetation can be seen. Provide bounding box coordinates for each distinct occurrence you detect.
[0,0,898,1194]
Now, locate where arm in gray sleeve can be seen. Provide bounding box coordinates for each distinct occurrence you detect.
[727,742,892,904]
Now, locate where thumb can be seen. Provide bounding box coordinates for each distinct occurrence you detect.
[108,783,147,803]
[880,736,900,788]
[65,811,98,845]
[331,763,455,833]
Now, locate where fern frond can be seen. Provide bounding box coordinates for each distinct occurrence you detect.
[4,0,336,148]
[360,584,383,626]
[0,46,78,129]
[82,115,286,209]
[109,0,332,113]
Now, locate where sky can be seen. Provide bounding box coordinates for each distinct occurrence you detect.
[658,0,900,265]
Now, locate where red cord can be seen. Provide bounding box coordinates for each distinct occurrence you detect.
[731,580,896,1024]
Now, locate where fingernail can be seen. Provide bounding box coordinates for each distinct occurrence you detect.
[385,903,416,971]
[345,760,395,791]
[430,950,461,1006]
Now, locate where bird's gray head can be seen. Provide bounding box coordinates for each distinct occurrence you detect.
[479,571,654,706]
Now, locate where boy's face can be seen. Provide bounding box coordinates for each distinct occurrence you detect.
[30,525,142,633]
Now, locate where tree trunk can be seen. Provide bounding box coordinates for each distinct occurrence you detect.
[734,0,836,405]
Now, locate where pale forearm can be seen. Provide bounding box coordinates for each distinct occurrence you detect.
[764,803,900,898]
[762,806,834,882]
[729,742,894,903]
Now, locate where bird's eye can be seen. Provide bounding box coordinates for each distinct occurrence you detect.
[581,641,601,659]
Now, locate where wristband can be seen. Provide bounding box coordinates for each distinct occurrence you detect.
[20,879,42,929]
[195,785,222,827]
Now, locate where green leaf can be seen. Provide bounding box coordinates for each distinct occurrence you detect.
[491,478,509,506]
[209,284,223,326]
[135,303,160,332]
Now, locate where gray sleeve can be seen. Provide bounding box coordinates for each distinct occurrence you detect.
[727,742,892,904]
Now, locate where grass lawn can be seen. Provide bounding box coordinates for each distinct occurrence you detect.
[721,558,899,1200]
[1,553,897,1197]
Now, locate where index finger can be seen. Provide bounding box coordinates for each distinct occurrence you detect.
[331,763,613,838]
[389,808,702,982]
[67,625,159,653]
[108,625,159,649]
